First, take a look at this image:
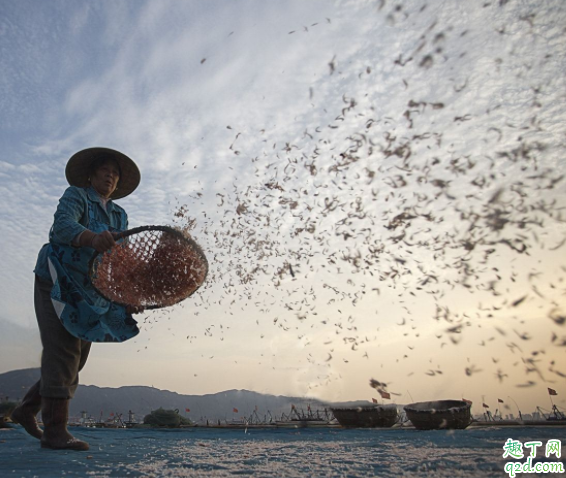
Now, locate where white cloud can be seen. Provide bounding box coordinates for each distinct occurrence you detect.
[1,0,565,409]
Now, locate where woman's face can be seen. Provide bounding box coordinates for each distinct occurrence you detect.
[90,159,120,198]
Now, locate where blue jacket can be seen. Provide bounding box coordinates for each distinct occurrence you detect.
[35,186,139,343]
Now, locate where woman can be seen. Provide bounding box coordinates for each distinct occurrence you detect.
[12,147,143,451]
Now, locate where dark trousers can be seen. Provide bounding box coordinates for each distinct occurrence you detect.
[34,275,92,398]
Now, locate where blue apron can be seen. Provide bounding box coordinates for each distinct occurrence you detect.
[47,194,140,343]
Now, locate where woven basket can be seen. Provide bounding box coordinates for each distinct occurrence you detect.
[331,405,399,428]
[404,400,472,430]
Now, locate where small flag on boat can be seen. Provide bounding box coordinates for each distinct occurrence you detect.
[110,412,114,416]
[548,388,558,396]
[482,403,489,408]
[185,408,190,413]
[462,398,472,405]
[498,398,504,403]
[233,408,239,413]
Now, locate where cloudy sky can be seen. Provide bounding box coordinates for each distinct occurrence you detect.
[1,0,565,416]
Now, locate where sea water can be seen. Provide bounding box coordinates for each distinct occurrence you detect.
[1,426,564,477]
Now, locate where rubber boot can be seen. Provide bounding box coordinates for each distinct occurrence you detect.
[11,381,43,439]
[40,398,89,451]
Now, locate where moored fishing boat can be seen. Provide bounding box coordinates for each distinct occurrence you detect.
[545,404,566,423]
[404,400,472,430]
[275,405,338,428]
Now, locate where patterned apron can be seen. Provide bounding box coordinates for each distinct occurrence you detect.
[47,196,140,342]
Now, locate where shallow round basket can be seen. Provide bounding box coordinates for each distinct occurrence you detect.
[331,405,399,428]
[404,400,472,430]
[89,225,208,309]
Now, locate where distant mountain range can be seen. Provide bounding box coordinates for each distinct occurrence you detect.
[0,368,354,423]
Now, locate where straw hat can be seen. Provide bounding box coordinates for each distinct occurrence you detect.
[65,147,141,200]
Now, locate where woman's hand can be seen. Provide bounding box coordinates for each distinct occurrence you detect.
[91,230,117,253]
